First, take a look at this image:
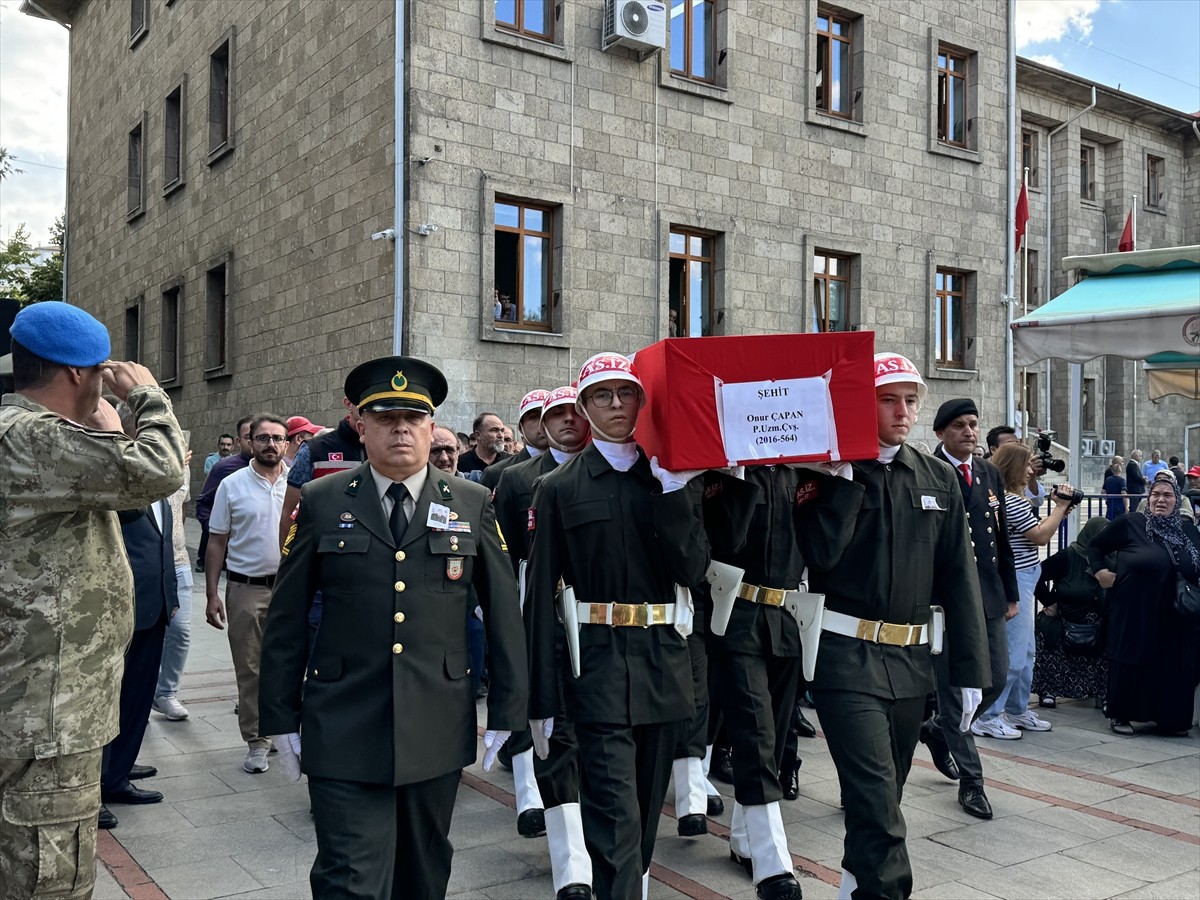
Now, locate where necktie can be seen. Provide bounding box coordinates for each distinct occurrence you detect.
[959,463,973,487]
[387,483,409,545]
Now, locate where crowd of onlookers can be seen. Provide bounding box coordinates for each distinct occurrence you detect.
[1102,448,1200,520]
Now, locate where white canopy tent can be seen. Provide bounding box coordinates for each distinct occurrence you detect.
[1011,246,1200,529]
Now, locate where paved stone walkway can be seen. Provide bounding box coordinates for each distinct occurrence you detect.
[93,569,1200,899]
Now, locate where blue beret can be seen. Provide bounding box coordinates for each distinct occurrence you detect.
[10,301,111,367]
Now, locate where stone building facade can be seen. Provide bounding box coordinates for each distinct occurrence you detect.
[42,0,1190,485]
[1016,58,1198,476]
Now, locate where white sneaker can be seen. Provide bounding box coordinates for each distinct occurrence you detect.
[244,747,270,773]
[970,716,1022,740]
[152,696,189,720]
[1004,710,1053,732]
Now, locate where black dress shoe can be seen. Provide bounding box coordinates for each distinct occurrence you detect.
[792,704,817,739]
[757,873,803,900]
[97,805,117,829]
[677,813,708,836]
[729,848,753,878]
[958,785,993,819]
[517,807,546,838]
[102,783,163,805]
[781,759,801,801]
[712,746,734,784]
[128,764,157,780]
[556,885,592,900]
[707,793,725,816]
[919,720,960,781]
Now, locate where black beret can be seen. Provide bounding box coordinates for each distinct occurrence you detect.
[344,356,448,416]
[933,398,978,432]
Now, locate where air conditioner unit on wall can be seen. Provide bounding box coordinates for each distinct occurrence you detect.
[1099,439,1116,457]
[603,0,668,53]
[1081,438,1095,457]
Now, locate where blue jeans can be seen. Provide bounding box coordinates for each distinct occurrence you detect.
[156,564,193,698]
[984,563,1040,718]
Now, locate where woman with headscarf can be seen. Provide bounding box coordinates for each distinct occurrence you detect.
[1032,518,1109,710]
[1090,472,1200,736]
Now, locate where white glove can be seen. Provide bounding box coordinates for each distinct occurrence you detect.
[791,461,853,480]
[649,456,704,493]
[959,688,983,733]
[530,718,554,760]
[481,729,512,772]
[271,733,302,782]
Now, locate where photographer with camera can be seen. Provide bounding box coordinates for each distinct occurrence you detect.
[971,442,1078,740]
[986,425,1053,507]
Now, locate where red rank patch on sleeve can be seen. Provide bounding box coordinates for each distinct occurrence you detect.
[794,481,818,507]
[527,508,536,531]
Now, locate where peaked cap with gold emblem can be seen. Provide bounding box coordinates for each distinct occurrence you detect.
[344,356,448,416]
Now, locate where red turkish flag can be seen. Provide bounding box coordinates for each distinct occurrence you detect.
[1118,210,1134,252]
[1014,182,1029,252]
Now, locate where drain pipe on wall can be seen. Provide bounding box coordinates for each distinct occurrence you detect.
[392,0,407,354]
[1043,86,1096,432]
[1003,0,1017,424]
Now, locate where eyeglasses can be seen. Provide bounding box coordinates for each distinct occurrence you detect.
[588,386,639,408]
[252,435,288,445]
[430,446,458,456]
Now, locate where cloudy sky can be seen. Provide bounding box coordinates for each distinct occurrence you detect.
[0,0,1197,249]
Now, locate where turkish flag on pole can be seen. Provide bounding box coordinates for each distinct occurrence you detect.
[1118,209,1134,252]
[1014,182,1029,252]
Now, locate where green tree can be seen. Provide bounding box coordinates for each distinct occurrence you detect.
[0,147,22,181]
[23,214,66,302]
[0,225,36,299]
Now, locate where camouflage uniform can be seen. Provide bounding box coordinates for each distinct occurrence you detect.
[0,386,184,900]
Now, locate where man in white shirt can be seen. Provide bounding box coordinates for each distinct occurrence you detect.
[205,414,290,774]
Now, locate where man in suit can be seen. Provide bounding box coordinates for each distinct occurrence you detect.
[258,356,528,900]
[100,403,183,827]
[920,398,1018,820]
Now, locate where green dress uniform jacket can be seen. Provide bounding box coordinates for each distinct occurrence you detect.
[792,444,990,697]
[258,462,529,786]
[0,387,185,759]
[482,446,533,492]
[525,445,703,725]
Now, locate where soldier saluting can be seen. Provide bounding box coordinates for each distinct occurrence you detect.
[258,356,528,900]
[524,353,707,900]
[792,353,989,900]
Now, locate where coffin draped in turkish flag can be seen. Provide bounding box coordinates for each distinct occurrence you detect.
[632,332,878,470]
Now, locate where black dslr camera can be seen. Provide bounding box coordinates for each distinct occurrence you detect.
[1035,430,1066,474]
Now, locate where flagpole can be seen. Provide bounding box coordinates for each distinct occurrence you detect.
[1021,167,1029,436]
[1132,193,1138,251]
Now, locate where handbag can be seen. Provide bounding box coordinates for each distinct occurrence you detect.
[1061,619,1104,656]
[1035,609,1063,650]
[1165,546,1200,619]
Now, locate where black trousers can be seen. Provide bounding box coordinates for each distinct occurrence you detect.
[102,615,167,791]
[814,690,924,900]
[308,770,461,900]
[674,630,710,759]
[931,613,1009,788]
[720,647,800,805]
[575,720,679,900]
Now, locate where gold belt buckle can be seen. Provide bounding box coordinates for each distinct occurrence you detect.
[856,618,881,642]
[877,622,911,645]
[759,587,786,607]
[647,605,667,626]
[610,604,639,627]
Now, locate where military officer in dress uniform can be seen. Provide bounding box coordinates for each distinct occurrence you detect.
[525,353,707,900]
[919,398,1019,820]
[496,385,593,900]
[482,388,550,492]
[792,353,990,900]
[258,356,528,900]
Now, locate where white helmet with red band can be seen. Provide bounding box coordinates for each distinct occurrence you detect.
[541,385,578,418]
[518,389,550,422]
[874,352,927,403]
[577,352,644,397]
